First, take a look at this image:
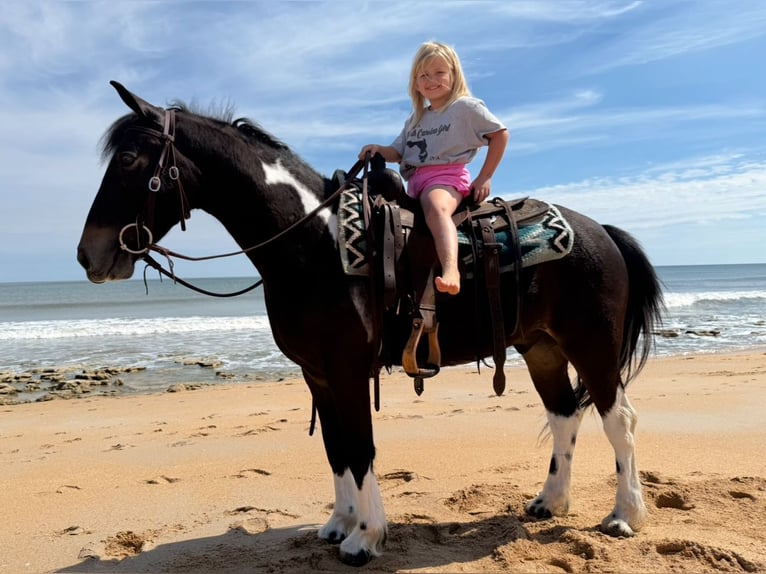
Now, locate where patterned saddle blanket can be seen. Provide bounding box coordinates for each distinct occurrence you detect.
[338,190,575,278]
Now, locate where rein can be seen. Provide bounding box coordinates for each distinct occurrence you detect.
[119,108,369,297]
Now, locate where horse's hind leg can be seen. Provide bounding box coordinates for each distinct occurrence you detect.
[569,334,647,536]
[521,340,585,519]
[599,386,647,536]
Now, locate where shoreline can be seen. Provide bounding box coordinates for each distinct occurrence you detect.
[2,349,765,573]
[4,345,766,407]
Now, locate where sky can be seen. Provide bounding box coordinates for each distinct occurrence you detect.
[1,1,765,283]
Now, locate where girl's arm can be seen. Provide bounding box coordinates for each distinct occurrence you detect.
[471,129,509,202]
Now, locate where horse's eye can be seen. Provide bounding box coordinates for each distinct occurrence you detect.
[119,151,138,166]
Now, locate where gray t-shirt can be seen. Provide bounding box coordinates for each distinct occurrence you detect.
[391,96,506,180]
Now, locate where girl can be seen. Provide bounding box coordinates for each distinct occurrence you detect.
[360,41,508,295]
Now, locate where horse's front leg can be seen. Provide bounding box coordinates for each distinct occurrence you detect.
[306,370,387,565]
[320,466,386,564]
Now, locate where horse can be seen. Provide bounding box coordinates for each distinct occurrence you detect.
[77,81,664,566]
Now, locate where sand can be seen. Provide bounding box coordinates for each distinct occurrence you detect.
[1,350,765,573]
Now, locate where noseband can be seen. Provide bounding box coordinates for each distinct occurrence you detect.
[119,108,190,254]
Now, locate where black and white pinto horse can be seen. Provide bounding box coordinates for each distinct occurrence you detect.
[77,82,663,566]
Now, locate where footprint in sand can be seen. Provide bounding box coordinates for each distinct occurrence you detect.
[380,470,429,494]
[729,476,763,502]
[655,539,759,572]
[227,506,258,514]
[56,484,82,494]
[230,516,270,535]
[190,424,217,437]
[103,530,155,559]
[444,484,509,515]
[58,525,89,536]
[382,470,419,483]
[558,530,598,560]
[640,470,676,485]
[105,443,135,452]
[729,490,757,501]
[144,475,180,485]
[231,468,271,479]
[225,505,299,519]
[238,419,287,436]
[654,489,695,510]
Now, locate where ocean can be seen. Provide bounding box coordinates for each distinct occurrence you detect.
[1,264,765,400]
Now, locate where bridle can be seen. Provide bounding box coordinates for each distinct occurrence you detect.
[118,108,368,297]
[118,109,190,254]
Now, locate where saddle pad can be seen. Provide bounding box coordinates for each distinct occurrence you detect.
[459,203,574,277]
[338,190,574,277]
[338,188,370,276]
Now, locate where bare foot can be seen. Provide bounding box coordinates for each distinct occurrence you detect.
[435,273,460,295]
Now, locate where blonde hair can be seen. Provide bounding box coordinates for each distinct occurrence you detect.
[409,41,471,124]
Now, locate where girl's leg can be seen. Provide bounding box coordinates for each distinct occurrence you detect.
[420,185,463,295]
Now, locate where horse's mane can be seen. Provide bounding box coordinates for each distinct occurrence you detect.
[100,101,288,163]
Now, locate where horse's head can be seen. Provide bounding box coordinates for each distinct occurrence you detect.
[77,81,199,283]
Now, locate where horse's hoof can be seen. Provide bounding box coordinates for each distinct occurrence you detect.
[601,516,636,538]
[528,506,552,519]
[525,499,553,519]
[340,548,373,567]
[324,530,346,545]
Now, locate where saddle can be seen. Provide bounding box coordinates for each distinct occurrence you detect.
[335,155,572,398]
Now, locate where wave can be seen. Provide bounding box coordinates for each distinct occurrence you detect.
[663,290,766,308]
[0,315,272,341]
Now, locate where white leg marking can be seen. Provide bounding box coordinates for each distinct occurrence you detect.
[601,388,647,536]
[261,159,332,227]
[318,469,358,543]
[526,409,583,518]
[339,467,387,562]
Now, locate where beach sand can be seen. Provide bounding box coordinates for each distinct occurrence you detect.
[2,351,765,573]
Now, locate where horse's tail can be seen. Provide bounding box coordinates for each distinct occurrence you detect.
[603,224,665,384]
[572,225,664,411]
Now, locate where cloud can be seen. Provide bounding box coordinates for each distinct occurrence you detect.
[586,2,766,71]
[523,153,766,231]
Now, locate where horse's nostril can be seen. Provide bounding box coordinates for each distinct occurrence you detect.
[76,246,90,270]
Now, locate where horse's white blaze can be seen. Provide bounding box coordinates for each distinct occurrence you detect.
[529,410,584,515]
[339,467,387,559]
[601,388,647,532]
[261,159,331,227]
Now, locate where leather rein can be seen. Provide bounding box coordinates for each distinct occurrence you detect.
[119,108,368,297]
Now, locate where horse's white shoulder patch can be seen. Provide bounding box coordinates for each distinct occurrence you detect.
[261,159,331,226]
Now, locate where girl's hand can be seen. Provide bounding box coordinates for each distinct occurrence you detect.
[471,175,491,203]
[359,144,379,160]
[358,145,402,163]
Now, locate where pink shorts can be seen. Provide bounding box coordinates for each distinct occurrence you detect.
[407,164,471,199]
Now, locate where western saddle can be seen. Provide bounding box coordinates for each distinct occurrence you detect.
[336,154,550,402]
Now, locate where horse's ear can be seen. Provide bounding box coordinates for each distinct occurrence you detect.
[110,80,164,123]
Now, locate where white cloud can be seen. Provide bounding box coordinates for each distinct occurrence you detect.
[523,154,766,232]
[590,2,766,71]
